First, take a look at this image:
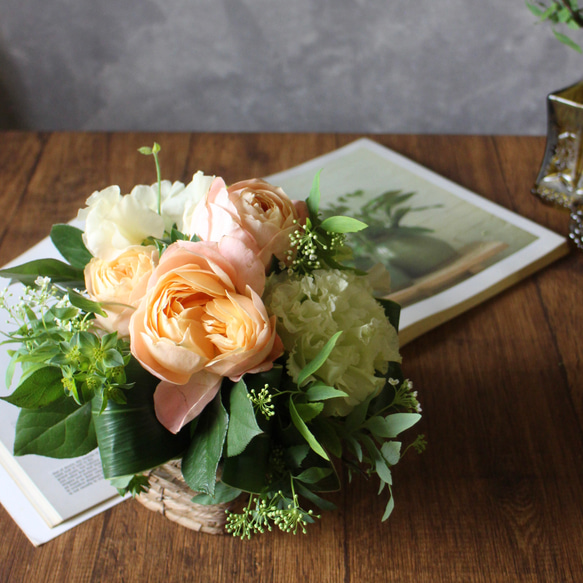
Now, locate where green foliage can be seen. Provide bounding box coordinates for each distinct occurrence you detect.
[181,392,229,495]
[526,0,583,52]
[14,397,97,458]
[91,358,189,478]
[226,379,264,457]
[50,224,93,269]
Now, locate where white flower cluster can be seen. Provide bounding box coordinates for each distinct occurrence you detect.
[265,269,401,416]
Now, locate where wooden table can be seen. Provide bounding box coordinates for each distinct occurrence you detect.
[0,133,581,582]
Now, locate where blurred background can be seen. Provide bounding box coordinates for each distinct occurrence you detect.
[0,0,580,134]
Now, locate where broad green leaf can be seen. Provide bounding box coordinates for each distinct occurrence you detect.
[297,331,342,387]
[1,366,63,409]
[191,481,242,505]
[92,359,189,478]
[221,434,272,494]
[307,170,322,217]
[0,259,85,287]
[289,398,329,460]
[50,224,93,269]
[226,379,264,457]
[320,216,368,233]
[294,466,333,484]
[305,383,348,401]
[182,392,229,495]
[14,397,96,458]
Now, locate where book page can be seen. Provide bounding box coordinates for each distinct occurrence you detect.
[266,139,569,343]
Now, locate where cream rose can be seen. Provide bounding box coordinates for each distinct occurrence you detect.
[184,178,308,269]
[77,185,165,261]
[84,245,159,337]
[129,239,283,433]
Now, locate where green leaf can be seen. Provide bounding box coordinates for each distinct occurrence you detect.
[14,397,96,458]
[1,367,64,409]
[307,170,322,217]
[294,466,333,484]
[181,393,228,496]
[297,331,342,387]
[526,1,545,17]
[285,444,310,469]
[381,413,422,437]
[381,441,402,466]
[305,383,349,401]
[313,418,343,458]
[362,435,392,485]
[67,289,107,316]
[50,224,93,269]
[221,434,272,494]
[345,392,375,433]
[289,398,329,460]
[377,298,401,332]
[320,216,368,234]
[138,146,153,155]
[295,402,324,423]
[0,259,85,287]
[295,481,337,511]
[92,359,189,478]
[226,378,264,457]
[553,29,583,52]
[191,481,242,505]
[381,487,395,521]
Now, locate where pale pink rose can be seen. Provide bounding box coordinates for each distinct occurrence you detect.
[84,245,159,337]
[129,239,283,433]
[184,177,309,269]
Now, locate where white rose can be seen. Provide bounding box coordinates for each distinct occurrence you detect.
[265,269,401,416]
[77,185,165,261]
[180,171,217,236]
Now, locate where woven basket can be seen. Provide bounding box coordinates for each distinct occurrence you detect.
[136,460,229,535]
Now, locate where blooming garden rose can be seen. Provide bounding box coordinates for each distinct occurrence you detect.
[184,178,308,269]
[129,238,283,433]
[84,245,159,337]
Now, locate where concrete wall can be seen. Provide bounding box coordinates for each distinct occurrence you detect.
[1,0,581,134]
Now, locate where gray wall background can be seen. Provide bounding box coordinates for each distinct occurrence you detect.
[1,0,581,134]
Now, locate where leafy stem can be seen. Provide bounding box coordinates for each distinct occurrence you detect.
[138,142,163,214]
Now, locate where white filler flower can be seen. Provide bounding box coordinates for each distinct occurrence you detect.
[266,269,401,416]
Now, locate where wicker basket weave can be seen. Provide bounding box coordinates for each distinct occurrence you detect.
[136,460,229,535]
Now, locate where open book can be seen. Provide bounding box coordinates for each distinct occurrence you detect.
[0,138,568,545]
[266,139,569,345]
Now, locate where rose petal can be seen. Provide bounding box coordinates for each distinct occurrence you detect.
[153,371,223,434]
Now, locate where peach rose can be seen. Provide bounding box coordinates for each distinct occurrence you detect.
[84,245,159,337]
[129,238,283,433]
[183,178,308,269]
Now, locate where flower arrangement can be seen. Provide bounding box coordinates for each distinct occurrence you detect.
[0,144,424,538]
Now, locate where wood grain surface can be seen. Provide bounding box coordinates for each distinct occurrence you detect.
[0,132,581,583]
